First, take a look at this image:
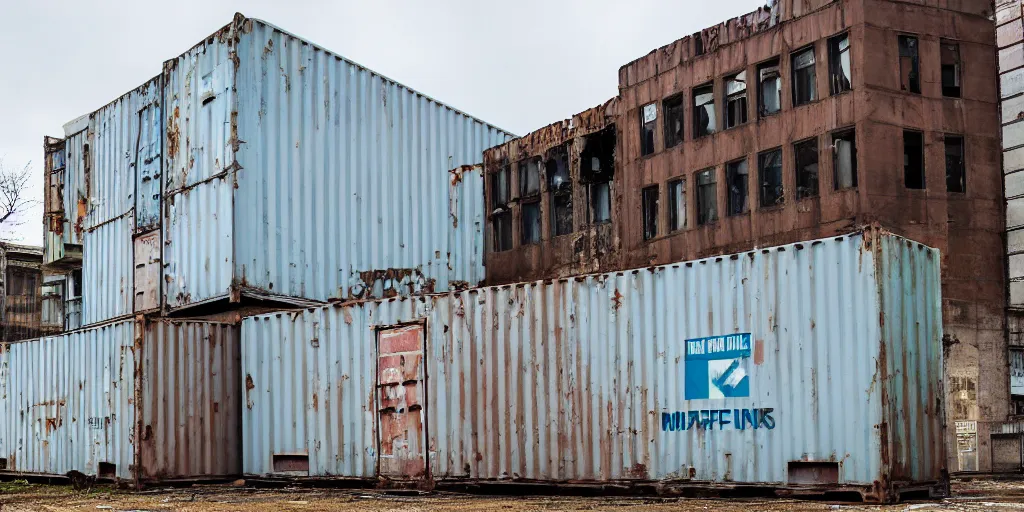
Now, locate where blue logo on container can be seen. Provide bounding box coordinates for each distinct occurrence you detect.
[684,333,751,400]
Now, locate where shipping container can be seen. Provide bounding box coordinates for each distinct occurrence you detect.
[241,230,945,502]
[159,14,511,312]
[0,318,240,483]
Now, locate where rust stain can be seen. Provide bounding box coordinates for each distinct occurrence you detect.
[753,338,765,365]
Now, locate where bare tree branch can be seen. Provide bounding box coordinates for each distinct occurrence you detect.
[0,156,40,237]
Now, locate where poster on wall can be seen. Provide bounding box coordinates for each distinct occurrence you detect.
[684,333,751,400]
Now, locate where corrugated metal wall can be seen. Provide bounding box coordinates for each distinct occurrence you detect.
[44,129,88,264]
[448,165,486,288]
[82,216,134,326]
[230,19,510,303]
[0,320,136,479]
[139,319,241,480]
[241,232,944,487]
[161,20,239,309]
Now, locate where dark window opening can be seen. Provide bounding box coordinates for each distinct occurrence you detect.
[547,147,573,236]
[519,158,541,198]
[491,161,512,251]
[521,202,541,245]
[794,138,819,200]
[696,169,717,225]
[899,35,921,94]
[668,178,686,231]
[98,462,117,479]
[640,103,657,156]
[726,159,749,216]
[725,71,748,129]
[832,129,858,190]
[759,148,784,207]
[788,461,840,485]
[758,59,782,117]
[272,454,310,473]
[519,158,542,245]
[828,33,852,95]
[581,127,616,224]
[792,47,817,107]
[693,33,705,56]
[663,95,684,149]
[0,458,6,470]
[904,130,925,189]
[941,40,961,98]
[693,83,716,138]
[71,269,83,299]
[642,185,659,240]
[945,135,965,193]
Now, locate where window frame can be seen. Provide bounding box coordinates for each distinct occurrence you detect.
[726,158,749,216]
[944,134,966,193]
[546,147,574,237]
[757,58,782,118]
[725,70,748,130]
[903,130,926,190]
[490,161,513,252]
[791,46,817,107]
[794,137,820,200]
[941,39,962,98]
[758,147,785,208]
[831,128,858,190]
[640,103,657,157]
[696,168,718,225]
[641,185,660,241]
[663,94,685,149]
[693,83,716,138]
[668,178,687,232]
[899,34,921,95]
[828,32,852,95]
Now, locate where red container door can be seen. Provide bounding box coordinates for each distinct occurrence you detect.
[376,325,426,479]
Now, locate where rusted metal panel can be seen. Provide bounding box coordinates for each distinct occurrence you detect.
[162,177,234,309]
[448,165,486,289]
[135,92,162,232]
[138,318,241,481]
[376,325,426,479]
[0,318,241,482]
[133,232,160,312]
[242,230,944,497]
[82,216,133,326]
[44,128,87,265]
[87,78,160,231]
[0,320,136,479]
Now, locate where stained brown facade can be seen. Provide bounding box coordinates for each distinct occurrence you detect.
[484,0,1007,472]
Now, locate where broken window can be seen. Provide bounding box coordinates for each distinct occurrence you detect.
[759,148,784,207]
[941,39,961,98]
[758,59,782,117]
[581,127,616,224]
[726,158,749,216]
[794,139,819,200]
[899,35,921,94]
[668,178,686,231]
[663,95,684,149]
[828,33,852,95]
[693,83,716,138]
[547,147,573,236]
[640,103,657,157]
[725,71,748,129]
[490,161,512,251]
[792,47,817,107]
[696,168,717,225]
[945,135,965,193]
[832,129,858,189]
[693,32,705,56]
[519,158,542,245]
[904,130,925,189]
[642,185,659,241]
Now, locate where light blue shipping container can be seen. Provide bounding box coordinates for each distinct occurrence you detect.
[239,229,946,503]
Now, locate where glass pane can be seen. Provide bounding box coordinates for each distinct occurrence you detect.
[833,132,857,190]
[642,186,659,240]
[519,160,540,197]
[759,150,784,206]
[643,103,658,123]
[591,182,611,223]
[727,160,749,215]
[669,180,686,231]
[793,49,815,69]
[726,71,747,95]
[521,202,541,244]
[697,169,717,225]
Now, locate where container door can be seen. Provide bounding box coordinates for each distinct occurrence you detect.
[376,325,426,479]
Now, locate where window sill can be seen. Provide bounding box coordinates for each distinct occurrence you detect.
[829,88,854,98]
[726,210,750,218]
[724,123,748,131]
[758,204,786,213]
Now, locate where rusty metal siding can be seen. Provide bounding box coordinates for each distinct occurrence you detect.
[0,320,136,479]
[241,231,944,488]
[87,78,160,231]
[448,165,486,288]
[82,216,134,326]
[44,128,88,264]
[229,19,510,303]
[162,178,234,309]
[139,319,241,480]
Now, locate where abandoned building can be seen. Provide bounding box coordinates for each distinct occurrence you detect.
[0,243,51,342]
[485,0,1010,472]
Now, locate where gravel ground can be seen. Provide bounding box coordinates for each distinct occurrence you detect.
[0,478,1022,511]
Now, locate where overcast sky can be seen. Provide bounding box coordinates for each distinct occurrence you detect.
[0,0,764,245]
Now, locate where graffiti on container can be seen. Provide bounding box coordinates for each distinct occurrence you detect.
[685,333,751,399]
[661,408,776,431]
[87,414,115,430]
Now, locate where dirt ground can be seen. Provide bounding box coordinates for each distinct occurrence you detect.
[0,478,1022,511]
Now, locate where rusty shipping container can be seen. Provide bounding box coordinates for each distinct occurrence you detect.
[0,318,240,483]
[240,229,945,502]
